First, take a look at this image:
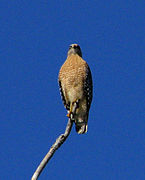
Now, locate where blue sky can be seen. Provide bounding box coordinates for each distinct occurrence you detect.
[1,1,145,179]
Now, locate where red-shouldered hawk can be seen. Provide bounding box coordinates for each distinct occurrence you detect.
[58,44,93,134]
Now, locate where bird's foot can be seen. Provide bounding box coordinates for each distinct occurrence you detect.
[67,112,71,118]
[67,99,80,119]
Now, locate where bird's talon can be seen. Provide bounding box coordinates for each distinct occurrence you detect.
[67,113,71,117]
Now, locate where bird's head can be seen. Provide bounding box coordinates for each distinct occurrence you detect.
[67,44,82,57]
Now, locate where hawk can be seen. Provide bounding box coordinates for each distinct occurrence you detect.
[58,44,93,134]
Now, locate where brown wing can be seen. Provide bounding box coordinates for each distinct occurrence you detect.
[58,80,70,111]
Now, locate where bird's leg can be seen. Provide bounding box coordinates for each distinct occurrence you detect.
[67,99,80,118]
[67,102,73,118]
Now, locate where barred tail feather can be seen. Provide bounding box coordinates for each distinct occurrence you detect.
[75,123,88,134]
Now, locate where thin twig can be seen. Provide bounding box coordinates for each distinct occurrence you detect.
[31,118,73,180]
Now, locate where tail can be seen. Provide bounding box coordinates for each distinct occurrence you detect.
[70,101,89,134]
[75,122,88,134]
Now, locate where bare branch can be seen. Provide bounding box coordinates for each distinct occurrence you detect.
[31,118,73,180]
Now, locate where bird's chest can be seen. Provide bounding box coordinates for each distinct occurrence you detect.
[59,56,86,102]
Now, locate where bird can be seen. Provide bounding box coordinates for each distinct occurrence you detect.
[58,44,93,134]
